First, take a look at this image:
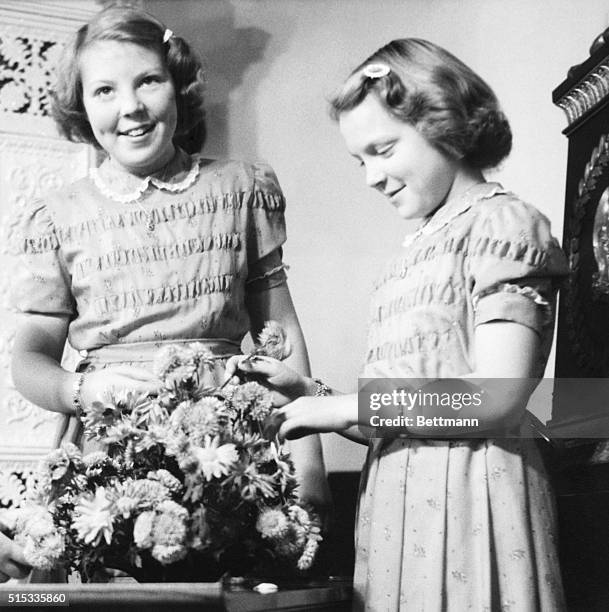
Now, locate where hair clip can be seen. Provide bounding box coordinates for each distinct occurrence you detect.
[363,63,391,79]
[163,28,173,44]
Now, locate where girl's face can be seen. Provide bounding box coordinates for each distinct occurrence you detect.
[80,41,177,176]
[338,94,463,220]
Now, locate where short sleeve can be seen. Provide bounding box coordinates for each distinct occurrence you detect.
[245,163,288,290]
[468,196,569,334]
[7,198,75,316]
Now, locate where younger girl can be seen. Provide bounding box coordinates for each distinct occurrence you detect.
[229,39,568,610]
[9,7,329,518]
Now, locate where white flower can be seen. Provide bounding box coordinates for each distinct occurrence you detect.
[133,511,155,549]
[255,321,292,360]
[152,543,187,565]
[13,507,65,570]
[256,509,289,539]
[73,487,115,545]
[22,529,65,571]
[193,436,238,481]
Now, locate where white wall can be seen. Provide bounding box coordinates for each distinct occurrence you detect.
[147,0,609,471]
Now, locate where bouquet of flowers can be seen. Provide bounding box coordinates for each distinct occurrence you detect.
[9,322,322,582]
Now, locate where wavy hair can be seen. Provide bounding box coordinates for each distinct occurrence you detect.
[330,39,511,170]
[51,6,206,154]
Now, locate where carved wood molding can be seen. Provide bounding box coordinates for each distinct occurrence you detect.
[555,61,609,126]
[553,29,609,129]
[0,1,99,34]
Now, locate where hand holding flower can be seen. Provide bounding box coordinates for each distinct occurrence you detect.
[224,355,315,407]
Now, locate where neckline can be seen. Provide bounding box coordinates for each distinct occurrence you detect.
[402,182,506,247]
[89,148,202,204]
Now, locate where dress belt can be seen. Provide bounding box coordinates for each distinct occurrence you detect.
[83,338,242,364]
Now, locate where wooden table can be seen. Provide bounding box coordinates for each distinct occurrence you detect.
[0,578,352,611]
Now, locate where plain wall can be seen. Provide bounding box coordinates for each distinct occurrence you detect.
[146,0,608,471]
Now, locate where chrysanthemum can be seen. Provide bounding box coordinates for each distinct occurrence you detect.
[255,321,292,360]
[230,382,273,421]
[104,420,138,445]
[115,496,139,519]
[113,478,171,509]
[133,501,189,565]
[39,444,81,482]
[152,543,188,565]
[21,527,65,571]
[82,451,109,468]
[151,501,188,548]
[164,364,198,390]
[192,436,238,481]
[170,397,226,441]
[256,508,289,539]
[112,389,151,413]
[72,487,115,546]
[152,345,181,378]
[83,452,116,478]
[147,469,182,493]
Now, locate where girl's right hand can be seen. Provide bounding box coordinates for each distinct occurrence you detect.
[223,355,314,407]
[78,365,162,411]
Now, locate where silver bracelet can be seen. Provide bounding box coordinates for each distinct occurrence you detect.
[72,373,86,419]
[313,378,331,397]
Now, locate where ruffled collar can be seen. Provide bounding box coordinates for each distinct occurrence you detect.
[89,148,201,204]
[402,181,506,247]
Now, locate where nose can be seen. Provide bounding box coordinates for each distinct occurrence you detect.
[119,89,145,116]
[364,160,385,189]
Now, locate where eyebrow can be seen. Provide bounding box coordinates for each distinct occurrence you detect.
[83,67,166,85]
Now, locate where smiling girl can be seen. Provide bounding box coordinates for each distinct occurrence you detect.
[9,6,329,525]
[228,39,568,610]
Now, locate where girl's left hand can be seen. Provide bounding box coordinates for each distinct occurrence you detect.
[264,395,355,441]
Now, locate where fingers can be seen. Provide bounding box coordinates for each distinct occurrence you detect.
[1,559,30,580]
[223,356,242,381]
[263,407,309,441]
[83,368,161,403]
[234,355,282,376]
[8,541,29,569]
[222,355,284,388]
[0,536,30,580]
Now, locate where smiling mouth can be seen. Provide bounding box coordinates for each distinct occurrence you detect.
[119,124,154,137]
[387,186,405,198]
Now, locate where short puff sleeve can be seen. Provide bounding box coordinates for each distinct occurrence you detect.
[468,196,569,334]
[245,163,288,292]
[8,198,75,316]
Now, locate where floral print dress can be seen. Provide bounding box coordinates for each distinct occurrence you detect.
[10,148,288,449]
[353,183,568,611]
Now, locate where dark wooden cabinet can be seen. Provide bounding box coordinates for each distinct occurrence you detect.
[551,28,609,610]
